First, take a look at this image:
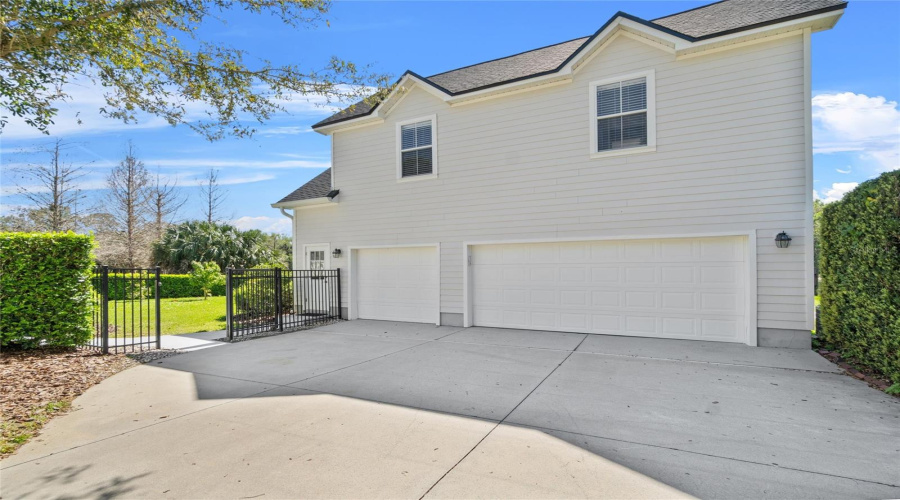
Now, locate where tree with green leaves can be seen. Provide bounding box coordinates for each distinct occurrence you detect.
[1,0,392,140]
[813,197,825,292]
[189,261,224,300]
[261,232,292,268]
[152,220,270,272]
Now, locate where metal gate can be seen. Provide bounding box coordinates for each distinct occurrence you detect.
[225,268,341,341]
[88,266,161,353]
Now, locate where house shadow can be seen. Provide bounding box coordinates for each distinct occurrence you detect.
[132,326,769,499]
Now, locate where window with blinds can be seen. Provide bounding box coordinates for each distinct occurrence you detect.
[399,120,434,178]
[595,76,648,152]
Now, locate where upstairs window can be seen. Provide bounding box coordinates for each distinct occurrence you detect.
[590,71,655,157]
[397,116,437,179]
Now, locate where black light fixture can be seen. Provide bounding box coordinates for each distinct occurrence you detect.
[775,231,792,249]
[332,248,342,259]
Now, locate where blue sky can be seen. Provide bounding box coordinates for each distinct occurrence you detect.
[2,0,898,233]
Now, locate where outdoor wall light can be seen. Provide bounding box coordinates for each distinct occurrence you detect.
[332,248,342,259]
[775,231,792,249]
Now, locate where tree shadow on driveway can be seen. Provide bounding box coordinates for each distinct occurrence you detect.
[4,322,899,499]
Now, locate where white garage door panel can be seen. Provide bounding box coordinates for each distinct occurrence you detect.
[471,237,747,343]
[356,247,438,323]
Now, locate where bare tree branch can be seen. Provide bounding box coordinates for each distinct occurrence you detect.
[105,141,153,267]
[149,169,187,241]
[12,139,88,232]
[198,168,227,224]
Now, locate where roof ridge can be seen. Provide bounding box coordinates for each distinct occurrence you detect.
[426,35,591,80]
[311,0,847,130]
[651,0,733,22]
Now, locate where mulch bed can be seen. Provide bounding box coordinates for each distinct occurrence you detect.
[816,348,895,394]
[0,347,180,459]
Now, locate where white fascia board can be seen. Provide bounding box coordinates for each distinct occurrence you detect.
[313,9,844,132]
[313,115,383,135]
[673,10,844,56]
[271,197,335,209]
[568,18,679,74]
[313,73,439,135]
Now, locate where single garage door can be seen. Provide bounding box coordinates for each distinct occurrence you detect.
[355,246,438,323]
[471,237,748,343]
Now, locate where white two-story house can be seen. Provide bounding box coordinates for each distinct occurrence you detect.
[273,0,847,348]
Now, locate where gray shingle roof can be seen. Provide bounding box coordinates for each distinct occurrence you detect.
[275,168,331,204]
[427,37,590,94]
[652,0,847,39]
[311,0,845,130]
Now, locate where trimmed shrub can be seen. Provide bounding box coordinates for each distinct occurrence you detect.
[189,261,225,299]
[233,265,294,316]
[819,171,900,384]
[99,273,225,300]
[0,232,95,348]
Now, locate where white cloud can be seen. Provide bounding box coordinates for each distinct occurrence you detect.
[233,215,291,234]
[836,167,851,174]
[153,158,330,170]
[3,158,330,171]
[1,179,109,196]
[256,126,315,137]
[211,174,276,186]
[814,182,859,203]
[1,76,174,140]
[0,203,34,215]
[273,153,329,160]
[1,76,343,141]
[812,92,900,172]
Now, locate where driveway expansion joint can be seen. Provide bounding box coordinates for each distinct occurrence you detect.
[511,423,900,489]
[418,335,590,499]
[569,350,845,375]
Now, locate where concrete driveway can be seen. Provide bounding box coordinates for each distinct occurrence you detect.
[2,320,898,499]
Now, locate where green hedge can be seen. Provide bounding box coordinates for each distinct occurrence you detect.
[100,273,225,300]
[819,171,900,384]
[0,232,95,348]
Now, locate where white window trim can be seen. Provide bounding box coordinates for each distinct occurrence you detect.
[303,243,331,270]
[395,114,438,182]
[589,69,656,159]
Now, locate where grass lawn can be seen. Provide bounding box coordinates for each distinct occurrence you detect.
[108,296,226,336]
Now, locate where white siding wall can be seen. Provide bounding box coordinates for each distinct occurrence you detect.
[293,33,811,332]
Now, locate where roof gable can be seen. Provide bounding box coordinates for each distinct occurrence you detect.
[427,37,589,94]
[311,0,846,131]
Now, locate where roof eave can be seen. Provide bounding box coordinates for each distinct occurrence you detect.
[312,5,847,132]
[672,7,845,57]
[271,197,337,209]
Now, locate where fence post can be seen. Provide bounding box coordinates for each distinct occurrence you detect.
[155,266,162,349]
[225,268,233,341]
[100,265,109,354]
[336,268,342,320]
[274,269,283,332]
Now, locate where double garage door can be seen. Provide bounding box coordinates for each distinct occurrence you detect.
[354,237,748,343]
[471,237,748,343]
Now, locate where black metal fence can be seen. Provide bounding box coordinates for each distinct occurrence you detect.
[87,266,161,353]
[225,268,341,341]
